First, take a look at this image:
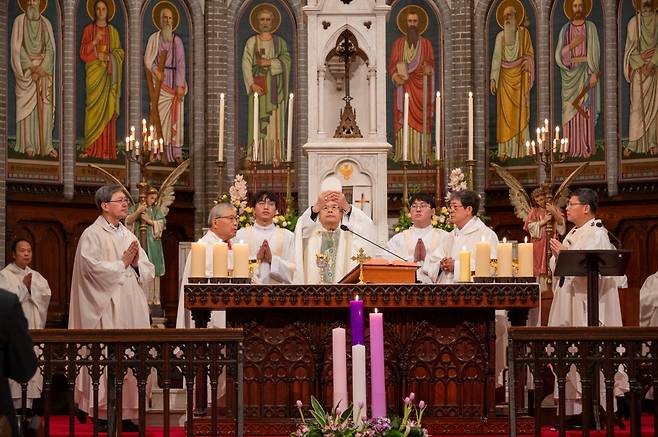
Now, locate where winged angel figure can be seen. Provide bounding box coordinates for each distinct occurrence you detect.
[89,160,190,304]
[491,162,589,277]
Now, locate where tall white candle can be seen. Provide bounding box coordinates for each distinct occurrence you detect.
[218,93,225,161]
[212,242,229,277]
[518,236,534,277]
[403,93,409,161]
[351,344,367,424]
[497,237,513,278]
[190,243,207,278]
[286,93,294,162]
[435,91,441,160]
[332,328,348,410]
[232,241,250,278]
[468,91,474,160]
[253,92,259,161]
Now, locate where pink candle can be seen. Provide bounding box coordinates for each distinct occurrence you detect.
[369,309,386,418]
[332,328,348,410]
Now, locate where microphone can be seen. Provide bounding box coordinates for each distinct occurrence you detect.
[339,224,407,262]
[593,220,622,249]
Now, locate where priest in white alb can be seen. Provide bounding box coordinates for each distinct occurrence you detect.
[548,188,628,419]
[0,238,51,410]
[235,191,295,284]
[640,269,658,327]
[387,193,451,283]
[294,177,375,284]
[68,185,154,431]
[176,202,238,329]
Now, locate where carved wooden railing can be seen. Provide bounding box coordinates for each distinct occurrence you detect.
[508,327,658,437]
[16,329,244,437]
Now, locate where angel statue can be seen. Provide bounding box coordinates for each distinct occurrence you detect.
[491,162,589,282]
[89,159,190,305]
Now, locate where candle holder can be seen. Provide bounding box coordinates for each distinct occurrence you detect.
[187,277,209,284]
[465,159,476,190]
[283,160,294,214]
[494,276,515,283]
[249,159,261,194]
[399,159,410,213]
[433,159,444,205]
[215,159,226,203]
[514,276,536,283]
[472,276,494,283]
[230,277,250,284]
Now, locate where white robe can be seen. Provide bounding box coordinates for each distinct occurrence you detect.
[387,225,451,283]
[0,263,51,407]
[69,216,154,419]
[547,218,629,414]
[176,230,232,329]
[235,224,295,284]
[293,206,375,284]
[640,271,658,327]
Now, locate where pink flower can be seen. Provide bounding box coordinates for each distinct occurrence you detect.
[409,392,415,401]
[296,400,303,408]
[419,400,425,409]
[404,397,410,406]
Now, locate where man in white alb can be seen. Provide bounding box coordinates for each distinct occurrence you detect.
[387,193,451,283]
[294,177,375,284]
[235,191,295,284]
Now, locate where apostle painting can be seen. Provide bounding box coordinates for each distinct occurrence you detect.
[241,3,291,167]
[623,0,658,157]
[388,5,436,165]
[555,0,600,159]
[11,0,57,158]
[144,1,187,164]
[490,0,534,161]
[79,0,124,160]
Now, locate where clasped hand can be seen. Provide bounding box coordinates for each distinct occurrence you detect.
[122,240,140,268]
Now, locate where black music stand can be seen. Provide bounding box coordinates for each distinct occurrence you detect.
[554,249,630,431]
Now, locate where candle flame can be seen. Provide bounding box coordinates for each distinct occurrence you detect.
[355,294,359,301]
[220,92,225,99]
[142,119,146,125]
[405,92,409,98]
[525,236,528,243]
[468,91,473,97]
[436,91,440,97]
[462,245,467,251]
[289,93,294,98]
[503,237,507,243]
[374,308,379,313]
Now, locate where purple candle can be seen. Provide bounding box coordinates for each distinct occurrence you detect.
[369,309,386,418]
[350,295,365,345]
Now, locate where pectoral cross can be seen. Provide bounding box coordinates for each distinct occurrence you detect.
[351,248,371,285]
[356,192,370,210]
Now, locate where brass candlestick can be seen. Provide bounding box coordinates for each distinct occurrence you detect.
[433,159,444,205]
[215,159,226,203]
[400,159,410,213]
[284,160,293,214]
[249,159,261,194]
[465,159,476,190]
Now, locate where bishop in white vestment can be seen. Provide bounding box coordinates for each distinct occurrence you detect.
[548,188,628,415]
[294,181,375,284]
[69,186,154,421]
[235,191,295,284]
[0,239,51,408]
[387,194,451,283]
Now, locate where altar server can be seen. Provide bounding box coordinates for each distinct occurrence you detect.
[0,239,51,410]
[294,177,376,284]
[235,191,295,284]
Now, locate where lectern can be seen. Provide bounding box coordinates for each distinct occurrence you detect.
[553,249,630,431]
[554,249,630,327]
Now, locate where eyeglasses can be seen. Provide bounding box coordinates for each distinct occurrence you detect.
[448,203,464,210]
[410,203,432,210]
[321,206,341,212]
[566,202,586,208]
[216,215,238,222]
[105,198,130,205]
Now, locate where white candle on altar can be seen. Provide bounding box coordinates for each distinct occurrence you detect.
[125,136,130,152]
[403,93,409,161]
[212,242,229,277]
[435,91,441,160]
[253,92,259,161]
[518,236,534,277]
[468,91,473,161]
[497,237,513,278]
[332,328,348,410]
[218,93,225,161]
[286,93,294,162]
[459,246,471,282]
[190,242,207,278]
[475,237,491,277]
[351,344,367,424]
[555,126,560,142]
[232,241,250,278]
[159,138,163,153]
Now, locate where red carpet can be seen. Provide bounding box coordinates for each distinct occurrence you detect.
[47,415,654,436]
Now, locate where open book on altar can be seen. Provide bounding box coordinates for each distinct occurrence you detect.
[338,258,418,284]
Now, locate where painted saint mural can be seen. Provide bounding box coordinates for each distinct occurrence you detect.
[79,0,124,160]
[241,2,291,167]
[554,0,601,159]
[387,4,436,165]
[144,0,188,164]
[489,0,535,161]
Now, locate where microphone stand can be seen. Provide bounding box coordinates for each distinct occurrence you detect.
[339,224,407,262]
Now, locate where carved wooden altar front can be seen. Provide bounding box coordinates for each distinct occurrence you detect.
[184,283,538,435]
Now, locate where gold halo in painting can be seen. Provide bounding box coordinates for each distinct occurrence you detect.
[249,3,281,34]
[563,0,592,21]
[86,0,116,21]
[153,1,180,31]
[631,0,658,12]
[495,0,525,29]
[396,5,429,35]
[18,0,48,14]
